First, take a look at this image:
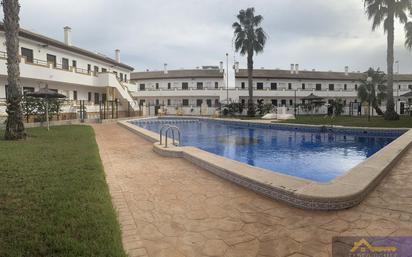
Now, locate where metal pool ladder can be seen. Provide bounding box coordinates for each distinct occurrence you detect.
[159,124,182,148]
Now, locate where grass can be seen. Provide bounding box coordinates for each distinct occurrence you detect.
[278,115,412,128]
[0,125,127,257]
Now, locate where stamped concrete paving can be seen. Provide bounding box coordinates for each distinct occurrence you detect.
[93,123,412,257]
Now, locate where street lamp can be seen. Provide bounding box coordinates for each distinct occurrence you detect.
[395,60,399,74]
[294,89,297,116]
[395,60,399,113]
[367,76,372,121]
[226,53,229,105]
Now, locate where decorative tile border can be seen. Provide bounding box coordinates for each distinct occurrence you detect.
[119,117,412,211]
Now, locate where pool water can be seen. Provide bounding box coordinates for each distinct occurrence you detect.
[131,119,401,182]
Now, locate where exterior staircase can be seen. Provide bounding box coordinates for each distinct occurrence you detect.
[97,72,139,111]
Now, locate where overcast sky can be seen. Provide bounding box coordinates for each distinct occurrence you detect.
[3,0,412,74]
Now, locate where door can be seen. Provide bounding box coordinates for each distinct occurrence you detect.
[94,93,100,104]
[62,58,69,70]
[47,54,56,68]
[400,102,405,115]
[21,47,33,63]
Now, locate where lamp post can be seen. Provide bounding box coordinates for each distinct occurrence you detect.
[226,53,229,105]
[367,76,372,121]
[395,60,399,113]
[294,89,297,116]
[396,88,399,113]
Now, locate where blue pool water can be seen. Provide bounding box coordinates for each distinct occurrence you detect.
[130,119,403,182]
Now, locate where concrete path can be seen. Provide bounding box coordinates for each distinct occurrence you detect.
[93,123,412,257]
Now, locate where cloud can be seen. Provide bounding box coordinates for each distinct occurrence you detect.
[1,0,411,74]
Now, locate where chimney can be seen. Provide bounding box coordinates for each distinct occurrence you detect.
[164,63,168,74]
[115,49,120,63]
[63,26,72,46]
[290,64,295,74]
[295,64,299,74]
[234,61,239,73]
[344,66,349,75]
[219,61,224,73]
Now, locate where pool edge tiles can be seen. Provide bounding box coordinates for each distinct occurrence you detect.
[118,118,412,210]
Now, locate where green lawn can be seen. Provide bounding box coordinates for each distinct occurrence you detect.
[278,115,412,128]
[0,126,126,257]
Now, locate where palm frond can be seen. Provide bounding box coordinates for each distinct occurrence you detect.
[373,7,387,30]
[405,22,412,50]
[395,0,412,14]
[253,15,263,26]
[364,0,388,31]
[237,9,246,25]
[394,4,408,24]
[232,22,241,30]
[245,7,255,19]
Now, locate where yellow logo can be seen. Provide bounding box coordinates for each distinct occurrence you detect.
[351,239,397,253]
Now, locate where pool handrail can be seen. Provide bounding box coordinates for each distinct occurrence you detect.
[159,124,171,145]
[164,126,181,148]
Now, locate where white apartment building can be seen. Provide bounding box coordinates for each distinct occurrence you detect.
[131,64,412,115]
[2,23,412,119]
[0,23,138,120]
[130,65,225,115]
[235,65,412,114]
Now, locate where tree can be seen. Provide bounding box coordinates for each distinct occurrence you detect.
[358,68,387,118]
[2,0,25,139]
[232,7,267,116]
[330,99,344,116]
[22,96,62,123]
[364,0,412,120]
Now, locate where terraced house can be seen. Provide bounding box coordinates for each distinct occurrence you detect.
[130,64,225,116]
[235,65,412,114]
[132,63,412,116]
[0,23,138,120]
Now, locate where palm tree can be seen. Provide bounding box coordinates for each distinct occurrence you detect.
[2,0,25,139]
[364,0,412,120]
[232,7,267,116]
[358,68,387,118]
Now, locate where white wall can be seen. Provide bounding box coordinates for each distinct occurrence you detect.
[0,77,106,101]
[132,77,224,91]
[235,77,412,93]
[0,32,133,83]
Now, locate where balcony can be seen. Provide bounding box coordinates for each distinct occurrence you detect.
[0,51,132,88]
[132,87,228,98]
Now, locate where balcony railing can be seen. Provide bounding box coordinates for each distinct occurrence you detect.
[0,50,121,79]
[32,58,48,66]
[137,87,226,91]
[75,67,90,75]
[135,87,361,92]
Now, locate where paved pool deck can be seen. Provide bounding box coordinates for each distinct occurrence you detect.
[93,123,412,257]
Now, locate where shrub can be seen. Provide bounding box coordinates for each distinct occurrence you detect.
[22,96,62,122]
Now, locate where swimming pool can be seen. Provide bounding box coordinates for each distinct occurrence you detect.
[130,118,404,183]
